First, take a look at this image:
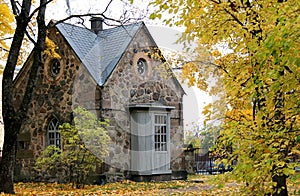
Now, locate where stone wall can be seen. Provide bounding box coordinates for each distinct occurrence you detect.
[13,27,98,181]
[13,24,185,181]
[101,25,185,178]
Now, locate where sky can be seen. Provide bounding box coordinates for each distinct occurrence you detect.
[46,0,155,26]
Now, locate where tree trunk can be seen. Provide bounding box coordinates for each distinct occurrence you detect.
[0,147,15,194]
[271,69,287,196]
[0,0,47,193]
[272,175,288,196]
[0,0,31,193]
[0,121,23,193]
[0,123,19,194]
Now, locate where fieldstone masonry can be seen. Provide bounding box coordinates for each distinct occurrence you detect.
[13,22,185,182]
[13,27,89,180]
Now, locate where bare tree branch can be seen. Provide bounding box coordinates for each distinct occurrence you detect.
[27,22,36,37]
[102,0,114,14]
[65,0,71,15]
[0,47,9,52]
[50,13,123,27]
[28,0,54,21]
[172,60,226,73]
[0,37,14,41]
[25,30,36,45]
[51,1,147,28]
[10,0,20,16]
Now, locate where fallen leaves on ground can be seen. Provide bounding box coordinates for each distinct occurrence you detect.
[0,174,299,195]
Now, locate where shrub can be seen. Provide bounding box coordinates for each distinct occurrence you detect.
[35,107,111,188]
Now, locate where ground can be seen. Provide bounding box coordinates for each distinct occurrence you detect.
[1,175,299,195]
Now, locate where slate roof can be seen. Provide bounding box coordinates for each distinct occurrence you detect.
[56,22,143,85]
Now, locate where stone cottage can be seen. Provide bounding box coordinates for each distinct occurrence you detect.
[13,17,185,182]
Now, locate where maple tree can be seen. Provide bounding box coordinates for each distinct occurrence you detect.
[150,0,300,195]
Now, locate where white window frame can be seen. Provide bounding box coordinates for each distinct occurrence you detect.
[47,118,61,148]
[154,114,168,152]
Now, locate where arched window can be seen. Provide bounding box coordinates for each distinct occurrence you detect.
[47,118,61,148]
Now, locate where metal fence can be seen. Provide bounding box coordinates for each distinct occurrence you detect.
[194,148,230,174]
[194,148,214,174]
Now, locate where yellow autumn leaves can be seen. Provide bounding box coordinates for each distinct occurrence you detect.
[0,0,14,64]
[44,37,61,59]
[0,0,14,50]
[149,0,300,194]
[0,174,299,195]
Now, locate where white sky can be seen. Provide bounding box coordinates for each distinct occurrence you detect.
[46,0,156,26]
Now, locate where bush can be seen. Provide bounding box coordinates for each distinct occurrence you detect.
[35,107,111,188]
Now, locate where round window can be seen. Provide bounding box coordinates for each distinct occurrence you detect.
[137,58,147,75]
[50,59,61,77]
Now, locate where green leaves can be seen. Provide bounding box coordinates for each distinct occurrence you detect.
[35,106,111,188]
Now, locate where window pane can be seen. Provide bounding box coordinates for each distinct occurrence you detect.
[154,114,168,151]
[49,132,54,138]
[155,126,159,133]
[162,126,166,133]
[47,118,61,148]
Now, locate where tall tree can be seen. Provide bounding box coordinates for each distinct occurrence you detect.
[0,0,48,193]
[151,0,300,195]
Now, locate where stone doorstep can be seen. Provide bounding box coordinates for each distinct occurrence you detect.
[104,172,125,182]
[130,174,172,182]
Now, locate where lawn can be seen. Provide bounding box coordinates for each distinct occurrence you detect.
[1,175,299,195]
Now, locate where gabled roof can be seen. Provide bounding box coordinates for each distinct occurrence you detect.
[56,22,143,85]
